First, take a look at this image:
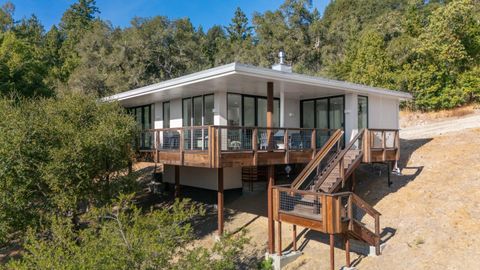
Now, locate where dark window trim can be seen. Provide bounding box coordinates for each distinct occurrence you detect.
[227,92,280,127]
[127,104,152,130]
[181,93,214,127]
[358,95,369,129]
[300,95,345,130]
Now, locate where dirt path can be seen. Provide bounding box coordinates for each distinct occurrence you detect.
[400,112,480,139]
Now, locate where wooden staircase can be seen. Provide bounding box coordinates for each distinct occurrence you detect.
[271,129,382,269]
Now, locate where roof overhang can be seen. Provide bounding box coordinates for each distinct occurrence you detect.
[104,62,412,107]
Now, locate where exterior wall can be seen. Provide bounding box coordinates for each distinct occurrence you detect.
[163,165,242,190]
[368,95,399,129]
[214,92,227,125]
[344,93,358,142]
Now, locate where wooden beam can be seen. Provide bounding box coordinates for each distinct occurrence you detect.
[292,224,297,251]
[345,234,351,267]
[174,165,180,198]
[217,168,224,236]
[267,82,274,151]
[267,165,275,253]
[330,234,335,270]
[277,221,282,256]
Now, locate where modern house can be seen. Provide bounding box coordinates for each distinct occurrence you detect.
[106,55,411,269]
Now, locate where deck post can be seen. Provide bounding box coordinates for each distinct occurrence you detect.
[267,165,275,254]
[277,221,282,256]
[345,234,351,267]
[292,224,297,251]
[387,161,392,187]
[330,234,335,270]
[174,165,180,198]
[217,168,224,236]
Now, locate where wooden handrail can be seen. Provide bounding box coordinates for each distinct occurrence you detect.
[313,129,365,191]
[290,129,344,189]
[350,193,381,217]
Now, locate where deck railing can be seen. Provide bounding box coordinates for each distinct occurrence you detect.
[272,185,381,252]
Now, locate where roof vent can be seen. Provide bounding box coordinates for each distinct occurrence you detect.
[272,51,292,73]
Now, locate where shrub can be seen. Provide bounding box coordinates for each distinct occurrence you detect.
[0,93,137,245]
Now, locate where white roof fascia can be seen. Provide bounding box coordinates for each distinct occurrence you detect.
[104,62,412,102]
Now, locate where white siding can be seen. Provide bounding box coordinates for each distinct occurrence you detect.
[163,165,242,190]
[344,93,358,142]
[368,96,399,129]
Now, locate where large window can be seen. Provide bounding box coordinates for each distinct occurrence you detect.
[358,96,368,129]
[301,96,345,146]
[182,94,214,126]
[127,104,152,149]
[128,104,152,130]
[227,93,280,127]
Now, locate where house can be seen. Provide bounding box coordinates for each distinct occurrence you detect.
[106,54,411,269]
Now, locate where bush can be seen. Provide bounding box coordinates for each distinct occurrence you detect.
[6,195,248,270]
[0,93,137,245]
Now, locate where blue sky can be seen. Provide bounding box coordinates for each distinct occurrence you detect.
[2,0,330,30]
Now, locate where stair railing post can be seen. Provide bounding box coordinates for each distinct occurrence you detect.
[340,156,345,188]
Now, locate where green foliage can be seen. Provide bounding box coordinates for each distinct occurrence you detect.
[258,257,274,270]
[0,93,137,244]
[1,0,480,104]
[6,196,248,270]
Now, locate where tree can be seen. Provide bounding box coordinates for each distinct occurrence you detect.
[57,0,100,83]
[0,31,52,97]
[0,93,137,244]
[6,196,248,270]
[0,1,14,32]
[225,7,252,41]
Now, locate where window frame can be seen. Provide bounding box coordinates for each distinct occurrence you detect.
[181,94,214,127]
[300,95,345,130]
[227,92,280,127]
[358,95,369,129]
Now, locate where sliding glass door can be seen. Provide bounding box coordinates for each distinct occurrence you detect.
[301,96,345,147]
[182,94,214,149]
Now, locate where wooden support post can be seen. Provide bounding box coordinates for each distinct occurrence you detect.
[345,235,351,267]
[267,165,275,254]
[277,221,282,256]
[174,165,180,198]
[292,224,297,251]
[351,171,356,193]
[217,168,224,236]
[387,162,392,187]
[267,82,274,151]
[330,234,335,270]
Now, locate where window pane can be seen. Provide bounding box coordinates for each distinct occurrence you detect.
[274,99,280,127]
[163,102,170,128]
[302,101,315,128]
[243,96,255,126]
[183,99,192,126]
[143,105,151,129]
[204,95,214,125]
[329,97,344,129]
[135,107,142,128]
[358,96,368,129]
[257,98,267,127]
[315,99,328,129]
[227,94,241,126]
[193,96,203,126]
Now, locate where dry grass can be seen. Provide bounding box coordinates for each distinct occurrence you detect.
[400,104,479,128]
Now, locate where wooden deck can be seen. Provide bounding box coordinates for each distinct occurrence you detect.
[136,126,400,168]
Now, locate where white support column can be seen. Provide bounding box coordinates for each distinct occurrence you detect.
[154,102,163,129]
[214,92,227,126]
[344,93,358,143]
[280,84,285,127]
